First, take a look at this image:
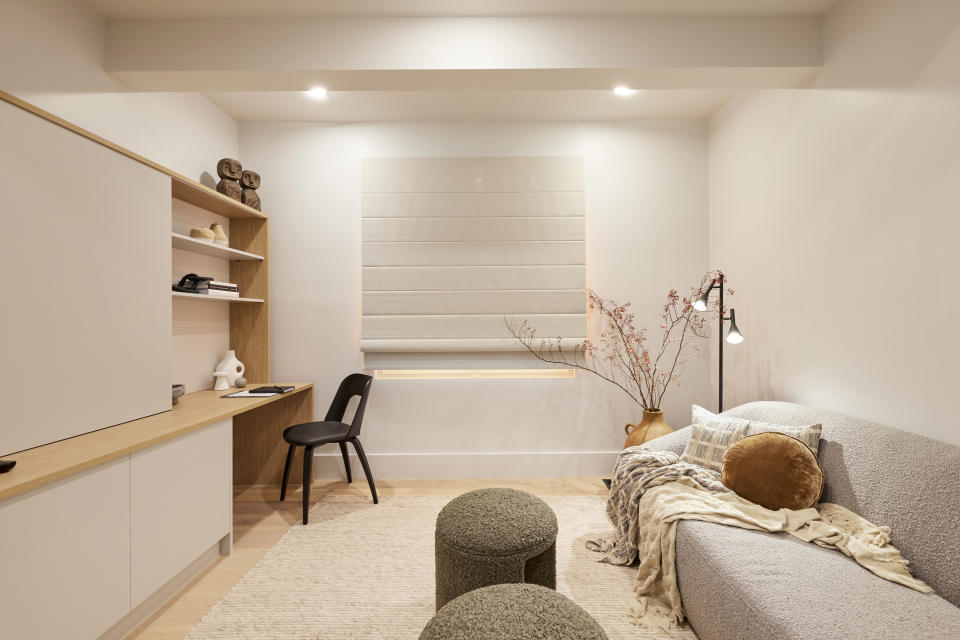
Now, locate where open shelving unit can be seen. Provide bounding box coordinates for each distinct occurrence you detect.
[170,181,271,383]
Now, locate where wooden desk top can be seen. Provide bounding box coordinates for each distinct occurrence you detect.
[0,383,313,502]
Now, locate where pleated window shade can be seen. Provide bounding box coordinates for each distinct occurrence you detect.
[361,157,586,367]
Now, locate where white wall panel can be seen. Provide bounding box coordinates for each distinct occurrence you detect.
[241,121,710,474]
[0,99,171,456]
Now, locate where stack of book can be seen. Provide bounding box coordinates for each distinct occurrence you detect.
[200,281,240,298]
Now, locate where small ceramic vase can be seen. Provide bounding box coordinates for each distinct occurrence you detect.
[210,223,229,247]
[213,371,230,391]
[215,350,245,387]
[624,409,673,448]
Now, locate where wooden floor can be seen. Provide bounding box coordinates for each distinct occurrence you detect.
[127,478,606,639]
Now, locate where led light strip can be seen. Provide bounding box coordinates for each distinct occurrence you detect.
[373,369,576,380]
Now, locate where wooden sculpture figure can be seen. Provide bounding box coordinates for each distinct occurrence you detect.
[216,157,243,201]
[241,169,261,211]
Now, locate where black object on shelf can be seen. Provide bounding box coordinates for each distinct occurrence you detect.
[280,373,378,524]
[0,460,16,474]
[602,478,611,490]
[172,273,213,294]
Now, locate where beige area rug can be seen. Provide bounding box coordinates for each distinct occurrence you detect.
[186,493,697,640]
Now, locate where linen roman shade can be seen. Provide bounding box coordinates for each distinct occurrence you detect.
[361,157,586,364]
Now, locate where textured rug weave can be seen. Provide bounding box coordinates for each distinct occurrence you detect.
[186,493,697,639]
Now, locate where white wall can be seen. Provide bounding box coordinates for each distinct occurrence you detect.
[1,0,241,394]
[240,121,710,477]
[708,0,960,444]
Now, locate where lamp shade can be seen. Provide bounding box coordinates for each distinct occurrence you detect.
[693,289,711,311]
[726,308,744,344]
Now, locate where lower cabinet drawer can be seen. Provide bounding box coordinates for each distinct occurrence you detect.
[0,458,132,640]
[130,418,232,606]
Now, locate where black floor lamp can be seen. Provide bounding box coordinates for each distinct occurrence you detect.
[694,272,743,413]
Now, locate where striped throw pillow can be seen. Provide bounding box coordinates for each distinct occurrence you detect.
[680,420,749,472]
[691,404,822,455]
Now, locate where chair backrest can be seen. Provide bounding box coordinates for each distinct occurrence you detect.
[324,373,373,438]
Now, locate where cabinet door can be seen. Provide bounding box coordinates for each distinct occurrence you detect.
[0,99,172,456]
[130,419,232,606]
[0,459,131,640]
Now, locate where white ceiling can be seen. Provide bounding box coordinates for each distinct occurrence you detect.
[204,89,736,123]
[86,0,839,20]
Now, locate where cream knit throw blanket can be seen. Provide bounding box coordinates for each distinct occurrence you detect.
[587,450,932,635]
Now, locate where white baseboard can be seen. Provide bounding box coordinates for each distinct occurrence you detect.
[311,450,619,479]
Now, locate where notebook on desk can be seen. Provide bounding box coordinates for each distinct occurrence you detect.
[223,385,295,398]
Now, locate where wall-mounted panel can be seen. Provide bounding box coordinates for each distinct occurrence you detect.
[0,99,171,456]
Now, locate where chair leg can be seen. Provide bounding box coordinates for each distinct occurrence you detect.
[302,445,314,524]
[350,437,378,504]
[338,441,353,483]
[280,444,295,502]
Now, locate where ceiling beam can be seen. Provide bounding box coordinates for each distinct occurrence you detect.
[105,16,821,91]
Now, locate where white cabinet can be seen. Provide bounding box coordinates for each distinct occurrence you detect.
[0,98,172,457]
[130,419,232,605]
[0,459,131,640]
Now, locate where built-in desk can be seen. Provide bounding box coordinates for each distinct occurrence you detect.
[0,383,314,640]
[0,383,314,501]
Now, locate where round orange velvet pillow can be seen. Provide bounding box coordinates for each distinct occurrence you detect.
[721,432,823,511]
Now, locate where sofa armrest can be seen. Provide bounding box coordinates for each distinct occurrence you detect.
[643,425,692,456]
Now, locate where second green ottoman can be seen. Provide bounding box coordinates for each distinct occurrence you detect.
[434,488,558,610]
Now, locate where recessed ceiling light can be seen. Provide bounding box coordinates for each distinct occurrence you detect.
[306,87,329,100]
[613,86,636,97]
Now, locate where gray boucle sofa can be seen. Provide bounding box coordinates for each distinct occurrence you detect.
[645,401,960,640]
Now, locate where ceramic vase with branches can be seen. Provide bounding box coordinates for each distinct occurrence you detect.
[508,270,732,447]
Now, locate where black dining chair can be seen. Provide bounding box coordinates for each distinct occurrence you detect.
[280,373,377,524]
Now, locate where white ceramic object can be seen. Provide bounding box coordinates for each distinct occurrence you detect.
[215,350,245,387]
[212,371,230,391]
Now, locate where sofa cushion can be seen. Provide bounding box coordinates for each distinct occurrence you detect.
[721,402,960,608]
[675,519,960,640]
[722,432,824,510]
[680,421,749,471]
[693,404,822,455]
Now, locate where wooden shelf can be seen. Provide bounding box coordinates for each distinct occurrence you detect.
[172,292,264,303]
[172,177,266,220]
[171,232,264,261]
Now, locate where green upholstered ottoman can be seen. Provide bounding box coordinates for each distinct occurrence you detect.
[420,583,609,640]
[434,488,558,610]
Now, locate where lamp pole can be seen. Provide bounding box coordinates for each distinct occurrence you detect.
[718,273,724,413]
[695,272,741,413]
